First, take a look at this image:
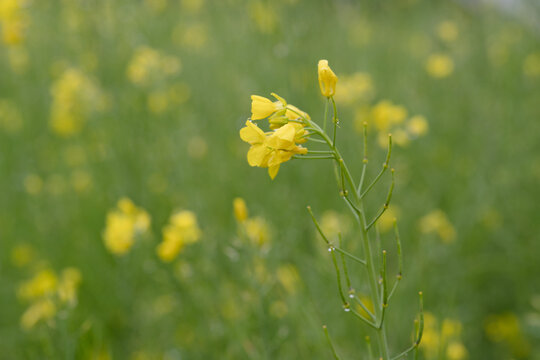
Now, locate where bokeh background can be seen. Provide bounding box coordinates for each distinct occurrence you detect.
[1,0,539,358]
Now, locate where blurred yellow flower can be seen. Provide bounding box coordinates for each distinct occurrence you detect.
[485,312,531,357]
[181,0,204,13]
[24,174,43,195]
[406,115,429,137]
[377,205,400,233]
[127,46,181,87]
[233,197,248,222]
[57,267,82,305]
[18,269,58,300]
[371,100,407,132]
[419,209,456,243]
[244,217,270,247]
[437,21,459,43]
[11,243,35,267]
[157,210,201,262]
[318,59,338,98]
[20,298,56,330]
[333,72,374,105]
[0,0,27,45]
[277,264,300,294]
[70,170,93,193]
[50,68,105,137]
[249,1,277,34]
[103,198,151,256]
[426,54,454,78]
[187,136,208,159]
[523,52,540,78]
[0,99,23,134]
[269,300,288,318]
[446,341,468,360]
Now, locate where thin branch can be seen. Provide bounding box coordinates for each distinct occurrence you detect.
[357,121,369,196]
[323,325,342,360]
[365,168,395,231]
[360,134,392,199]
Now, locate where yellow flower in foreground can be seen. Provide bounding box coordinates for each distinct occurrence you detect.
[103,198,151,255]
[426,54,454,78]
[240,121,308,179]
[233,197,248,222]
[250,93,285,120]
[318,59,338,97]
[157,210,201,262]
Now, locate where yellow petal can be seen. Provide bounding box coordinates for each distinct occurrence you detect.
[240,120,266,144]
[267,123,296,150]
[247,144,270,167]
[251,95,276,120]
[268,164,280,180]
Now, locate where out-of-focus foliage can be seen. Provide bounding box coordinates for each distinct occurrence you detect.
[1,0,539,359]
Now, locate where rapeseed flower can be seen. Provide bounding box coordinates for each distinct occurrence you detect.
[250,94,285,120]
[233,197,248,222]
[239,120,307,179]
[50,68,105,137]
[157,210,201,262]
[419,209,456,243]
[426,54,454,78]
[318,59,338,97]
[103,198,151,255]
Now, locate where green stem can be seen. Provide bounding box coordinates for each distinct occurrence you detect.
[305,112,390,359]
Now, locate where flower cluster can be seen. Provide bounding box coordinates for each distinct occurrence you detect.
[50,67,105,137]
[126,46,188,114]
[421,313,468,360]
[0,0,28,45]
[233,197,270,248]
[156,210,201,262]
[17,267,82,330]
[240,93,309,179]
[103,198,151,255]
[357,99,429,148]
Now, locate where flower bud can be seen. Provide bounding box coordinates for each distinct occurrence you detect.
[318,59,338,98]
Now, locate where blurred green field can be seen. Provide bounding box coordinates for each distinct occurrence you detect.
[1,0,540,359]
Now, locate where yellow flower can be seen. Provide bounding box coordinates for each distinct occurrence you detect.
[57,268,82,305]
[277,264,300,294]
[406,115,429,137]
[419,209,456,243]
[20,298,56,330]
[318,59,338,97]
[426,54,454,78]
[333,72,374,105]
[233,197,248,222]
[18,269,58,300]
[250,94,285,120]
[437,21,459,43]
[446,341,467,360]
[103,198,151,255]
[239,121,307,179]
[244,217,270,246]
[156,210,201,262]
